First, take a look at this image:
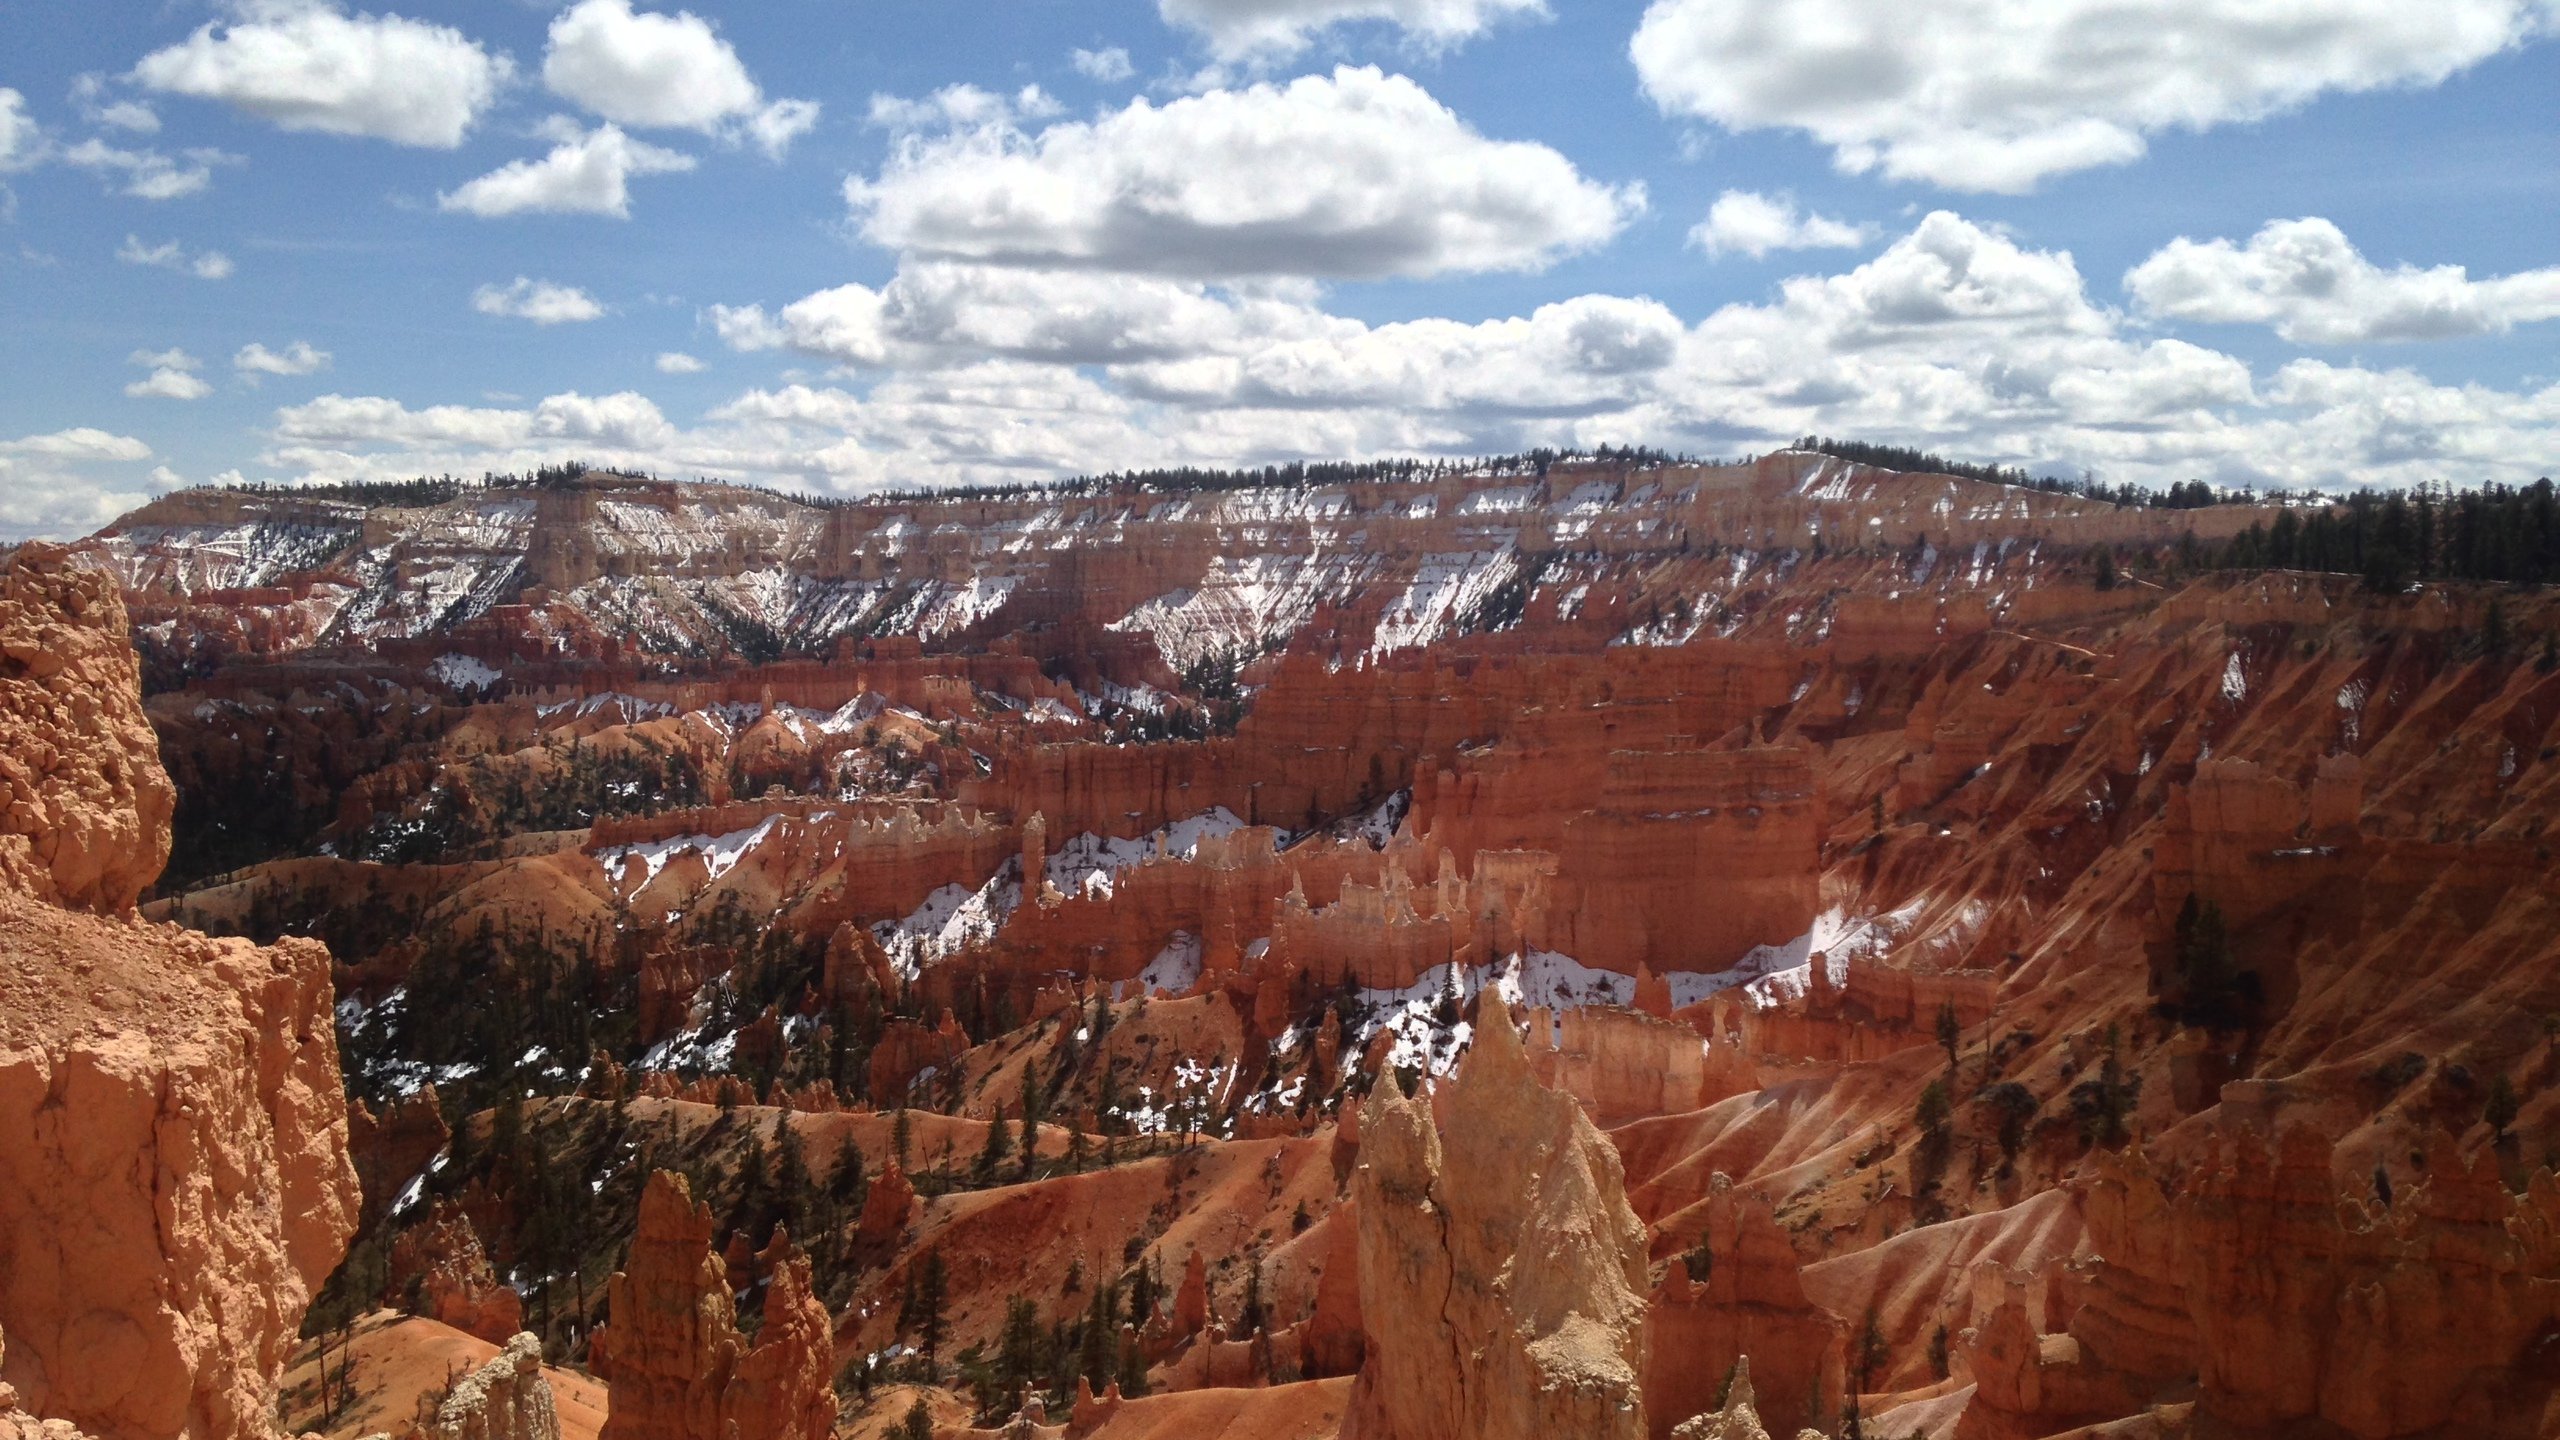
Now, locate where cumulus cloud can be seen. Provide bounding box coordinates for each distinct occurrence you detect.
[1158,0,1547,61]
[249,209,2560,501]
[1688,190,1872,260]
[132,0,512,148]
[472,277,606,324]
[0,428,162,543]
[0,89,38,171]
[437,122,694,217]
[72,74,160,133]
[1631,0,2555,192]
[1070,47,1134,82]
[541,0,819,158]
[124,347,214,400]
[118,234,234,279]
[2126,217,2560,345]
[59,139,236,200]
[5,428,154,463]
[655,351,705,373]
[235,340,332,377]
[850,66,1638,280]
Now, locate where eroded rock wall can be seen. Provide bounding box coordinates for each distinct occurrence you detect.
[1342,993,1651,1440]
[0,545,357,1440]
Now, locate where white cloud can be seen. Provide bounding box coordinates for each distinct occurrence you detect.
[0,429,162,543]
[542,0,819,159]
[1631,0,2556,192]
[72,74,160,133]
[438,122,695,217]
[132,0,512,148]
[1688,190,1872,260]
[1071,47,1135,83]
[866,84,1058,133]
[473,277,607,324]
[59,139,235,200]
[239,210,2560,503]
[275,392,534,450]
[118,234,234,279]
[4,428,154,463]
[739,98,820,160]
[1158,0,1548,61]
[655,351,705,373]
[127,348,218,399]
[850,66,1639,281]
[0,90,39,171]
[2126,217,2560,345]
[235,340,332,377]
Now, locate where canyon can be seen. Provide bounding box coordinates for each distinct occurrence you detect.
[4,447,2558,1440]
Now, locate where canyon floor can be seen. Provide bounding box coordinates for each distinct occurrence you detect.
[8,450,2560,1440]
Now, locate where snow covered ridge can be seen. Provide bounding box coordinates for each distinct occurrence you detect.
[592,813,791,899]
[1044,807,1253,900]
[99,454,2108,660]
[427,653,504,692]
[873,860,1023,981]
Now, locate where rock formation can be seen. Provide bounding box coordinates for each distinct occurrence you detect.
[0,547,174,913]
[1342,992,1651,1440]
[386,1204,525,1345]
[589,1172,837,1440]
[412,1332,560,1440]
[0,544,358,1440]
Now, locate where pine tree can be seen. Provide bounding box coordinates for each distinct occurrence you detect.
[892,1106,913,1166]
[2487,1073,2522,1142]
[831,1132,868,1208]
[897,1397,932,1440]
[774,1120,813,1230]
[975,1103,1011,1184]
[1114,1330,1147,1399]
[1239,1256,1265,1336]
[1935,999,1962,1074]
[918,1251,950,1365]
[1077,1284,1115,1389]
[736,1130,772,1238]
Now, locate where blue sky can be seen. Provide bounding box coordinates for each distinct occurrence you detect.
[1,0,2556,538]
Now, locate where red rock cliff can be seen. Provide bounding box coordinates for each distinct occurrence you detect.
[0,545,358,1440]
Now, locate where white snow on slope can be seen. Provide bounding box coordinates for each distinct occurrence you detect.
[428,653,503,692]
[1045,808,1253,899]
[872,860,1022,979]
[1370,550,1520,658]
[1135,931,1203,998]
[1111,550,1373,672]
[592,815,785,897]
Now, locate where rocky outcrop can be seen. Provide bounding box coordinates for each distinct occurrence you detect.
[1342,992,1650,1440]
[1667,1358,1823,1440]
[589,1172,837,1440]
[387,1204,525,1345]
[1644,1178,1846,1440]
[0,546,173,914]
[1953,1129,2560,1440]
[0,1324,95,1440]
[0,544,358,1440]
[857,1158,918,1245]
[413,1332,560,1440]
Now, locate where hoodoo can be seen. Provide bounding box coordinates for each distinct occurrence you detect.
[1345,992,1651,1440]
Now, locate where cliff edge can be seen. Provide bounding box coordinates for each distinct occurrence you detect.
[0,544,359,1440]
